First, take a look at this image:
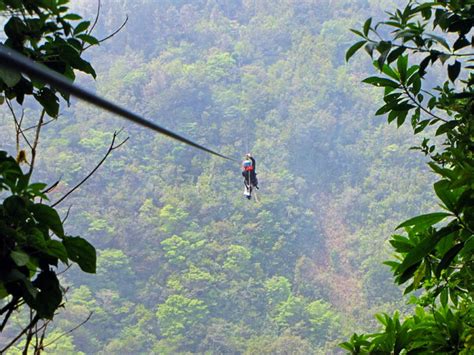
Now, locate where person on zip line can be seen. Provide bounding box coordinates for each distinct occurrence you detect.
[242,153,258,199]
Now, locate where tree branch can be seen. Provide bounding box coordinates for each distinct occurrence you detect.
[0,315,39,353]
[28,109,46,176]
[402,85,448,123]
[51,131,128,207]
[88,0,101,35]
[42,312,93,349]
[83,15,129,50]
[6,99,32,151]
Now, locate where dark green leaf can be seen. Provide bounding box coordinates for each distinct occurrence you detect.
[11,250,29,266]
[33,271,62,319]
[397,55,408,83]
[74,21,90,35]
[448,60,461,82]
[363,18,372,36]
[29,203,64,238]
[433,180,459,211]
[428,163,456,180]
[435,121,458,136]
[0,65,21,87]
[387,46,406,64]
[76,34,99,45]
[63,14,82,20]
[396,212,451,231]
[453,35,470,51]
[46,240,68,264]
[397,224,460,276]
[435,242,464,277]
[440,288,448,307]
[346,41,366,62]
[34,88,59,117]
[362,76,400,88]
[63,236,96,273]
[4,195,28,218]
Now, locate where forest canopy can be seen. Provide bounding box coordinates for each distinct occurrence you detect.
[2,0,472,353]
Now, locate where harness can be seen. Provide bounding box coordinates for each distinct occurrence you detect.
[242,159,253,171]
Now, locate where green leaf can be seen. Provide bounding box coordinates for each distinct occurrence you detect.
[0,65,21,87]
[76,33,99,45]
[448,60,461,82]
[397,224,460,276]
[425,33,450,50]
[74,21,90,35]
[363,17,372,36]
[11,250,29,266]
[440,288,448,307]
[46,240,68,264]
[63,13,82,20]
[29,203,64,238]
[33,270,62,319]
[396,212,451,231]
[338,342,354,352]
[433,180,459,211]
[63,236,96,273]
[387,46,406,64]
[435,121,458,136]
[390,236,414,253]
[362,76,400,88]
[34,88,59,117]
[397,55,408,83]
[435,242,464,277]
[346,41,366,62]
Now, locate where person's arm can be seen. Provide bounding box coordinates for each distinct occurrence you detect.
[250,157,256,171]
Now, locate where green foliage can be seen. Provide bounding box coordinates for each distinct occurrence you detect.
[0,0,98,115]
[156,294,209,338]
[0,151,96,320]
[343,0,474,352]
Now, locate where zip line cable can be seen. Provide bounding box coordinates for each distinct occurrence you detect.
[0,46,239,163]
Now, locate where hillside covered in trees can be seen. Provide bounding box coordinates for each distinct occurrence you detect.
[0,0,441,353]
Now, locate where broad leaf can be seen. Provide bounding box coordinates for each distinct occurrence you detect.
[396,212,451,231]
[435,242,464,277]
[33,271,62,319]
[448,60,461,82]
[346,41,366,62]
[396,224,460,276]
[362,76,400,88]
[30,203,64,238]
[11,250,29,266]
[63,236,96,273]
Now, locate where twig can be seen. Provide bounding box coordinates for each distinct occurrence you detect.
[28,109,46,176]
[88,0,101,35]
[51,131,128,207]
[83,16,129,50]
[35,320,49,355]
[0,304,15,331]
[57,264,72,276]
[6,100,32,150]
[402,85,448,123]
[22,309,34,355]
[0,315,39,353]
[42,312,93,349]
[21,117,57,132]
[61,205,73,224]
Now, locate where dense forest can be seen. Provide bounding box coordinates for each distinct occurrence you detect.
[0,0,451,353]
